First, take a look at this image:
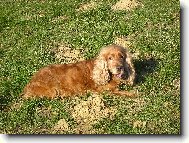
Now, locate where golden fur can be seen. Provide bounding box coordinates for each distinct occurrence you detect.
[23,44,136,99]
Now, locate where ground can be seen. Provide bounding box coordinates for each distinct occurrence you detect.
[0,0,180,134]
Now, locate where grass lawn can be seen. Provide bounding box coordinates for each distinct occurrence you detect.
[0,0,180,134]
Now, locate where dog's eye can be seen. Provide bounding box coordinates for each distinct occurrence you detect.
[120,55,124,59]
[109,57,113,60]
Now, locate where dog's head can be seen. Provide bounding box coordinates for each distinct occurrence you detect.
[92,44,135,85]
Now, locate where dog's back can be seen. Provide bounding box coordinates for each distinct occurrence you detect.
[23,59,95,99]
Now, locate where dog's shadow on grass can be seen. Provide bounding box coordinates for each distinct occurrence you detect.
[133,58,158,84]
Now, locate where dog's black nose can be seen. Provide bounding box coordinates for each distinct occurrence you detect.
[116,66,124,71]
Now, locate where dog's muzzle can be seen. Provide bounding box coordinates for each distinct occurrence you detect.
[113,66,125,79]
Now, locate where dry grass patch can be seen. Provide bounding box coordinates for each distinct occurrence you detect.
[76,1,98,12]
[53,43,85,64]
[172,78,180,90]
[51,16,68,23]
[11,100,24,110]
[51,93,118,134]
[133,120,147,128]
[114,36,132,48]
[111,0,142,11]
[114,36,140,59]
[53,118,70,133]
[70,94,117,134]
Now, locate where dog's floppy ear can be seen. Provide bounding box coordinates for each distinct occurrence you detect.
[124,48,135,85]
[92,54,110,85]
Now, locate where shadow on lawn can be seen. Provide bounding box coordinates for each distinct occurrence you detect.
[134,58,158,84]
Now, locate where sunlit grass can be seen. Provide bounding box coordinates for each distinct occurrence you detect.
[0,0,180,134]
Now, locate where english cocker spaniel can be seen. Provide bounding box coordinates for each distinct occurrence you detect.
[23,44,136,99]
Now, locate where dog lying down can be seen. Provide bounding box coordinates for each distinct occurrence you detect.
[23,44,136,99]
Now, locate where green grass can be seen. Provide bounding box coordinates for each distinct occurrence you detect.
[0,0,180,134]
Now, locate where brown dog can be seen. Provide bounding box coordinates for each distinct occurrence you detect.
[23,44,135,99]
